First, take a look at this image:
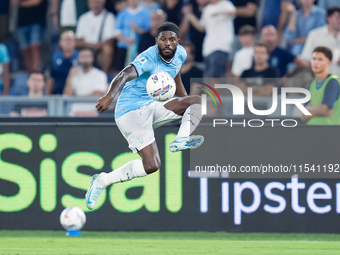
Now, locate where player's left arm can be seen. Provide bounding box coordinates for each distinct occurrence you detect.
[301,79,339,121]
[301,104,333,121]
[174,73,188,97]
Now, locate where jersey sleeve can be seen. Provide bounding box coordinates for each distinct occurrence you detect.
[322,79,340,108]
[224,1,236,12]
[114,11,124,34]
[0,44,9,63]
[131,50,155,76]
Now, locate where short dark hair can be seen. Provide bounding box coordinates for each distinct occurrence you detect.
[254,41,270,55]
[327,6,340,17]
[239,25,256,36]
[29,71,45,81]
[313,46,333,61]
[79,47,95,57]
[181,41,196,56]
[156,22,179,38]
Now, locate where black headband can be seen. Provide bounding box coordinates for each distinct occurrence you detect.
[156,22,179,38]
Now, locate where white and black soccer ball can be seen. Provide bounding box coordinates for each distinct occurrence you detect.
[146,72,176,101]
[60,207,86,231]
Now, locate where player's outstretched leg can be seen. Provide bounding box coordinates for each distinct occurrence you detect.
[85,143,159,210]
[166,96,204,152]
[85,159,148,209]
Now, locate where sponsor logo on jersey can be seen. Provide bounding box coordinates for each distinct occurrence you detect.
[136,57,147,66]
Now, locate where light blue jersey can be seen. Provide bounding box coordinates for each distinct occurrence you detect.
[115,44,187,119]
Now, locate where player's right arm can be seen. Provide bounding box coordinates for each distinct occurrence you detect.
[96,64,138,112]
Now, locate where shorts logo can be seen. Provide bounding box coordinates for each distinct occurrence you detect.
[136,57,147,66]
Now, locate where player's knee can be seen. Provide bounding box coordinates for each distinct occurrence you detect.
[143,160,161,174]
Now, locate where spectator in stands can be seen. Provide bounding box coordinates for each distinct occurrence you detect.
[229,0,257,54]
[162,0,182,26]
[51,0,88,33]
[184,0,236,80]
[0,43,10,95]
[318,0,340,10]
[231,25,256,78]
[261,0,294,37]
[180,0,208,63]
[238,42,280,96]
[261,25,305,77]
[180,41,203,95]
[63,48,107,96]
[285,0,325,56]
[301,6,340,76]
[11,0,48,72]
[115,0,128,13]
[10,71,48,117]
[76,0,116,74]
[115,0,150,71]
[47,31,78,95]
[138,9,166,54]
[140,0,160,14]
[9,73,29,96]
[0,0,9,42]
[301,46,340,125]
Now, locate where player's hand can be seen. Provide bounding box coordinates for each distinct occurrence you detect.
[125,38,136,45]
[286,2,296,15]
[93,42,104,51]
[96,94,114,112]
[182,5,192,15]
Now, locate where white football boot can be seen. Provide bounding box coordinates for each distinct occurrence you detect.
[85,174,105,210]
[169,135,204,152]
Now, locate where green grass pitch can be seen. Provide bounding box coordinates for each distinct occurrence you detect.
[0,231,340,255]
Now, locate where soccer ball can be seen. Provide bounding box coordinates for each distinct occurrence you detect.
[146,72,176,101]
[60,207,86,231]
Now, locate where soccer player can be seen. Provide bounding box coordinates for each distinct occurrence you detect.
[301,46,340,125]
[85,22,204,210]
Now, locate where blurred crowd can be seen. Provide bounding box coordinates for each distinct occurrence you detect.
[0,0,340,106]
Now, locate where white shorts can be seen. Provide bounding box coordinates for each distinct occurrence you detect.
[115,100,182,153]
